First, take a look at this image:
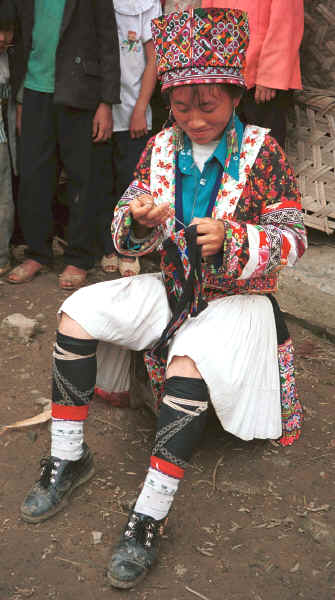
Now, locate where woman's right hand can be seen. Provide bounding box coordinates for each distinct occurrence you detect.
[130,194,170,229]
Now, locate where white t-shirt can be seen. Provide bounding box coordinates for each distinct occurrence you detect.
[192,140,220,173]
[112,0,162,132]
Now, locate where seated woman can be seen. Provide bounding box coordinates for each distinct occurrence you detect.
[21,8,307,590]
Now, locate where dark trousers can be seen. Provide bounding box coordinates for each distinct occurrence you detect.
[19,89,97,269]
[95,130,150,255]
[238,88,293,149]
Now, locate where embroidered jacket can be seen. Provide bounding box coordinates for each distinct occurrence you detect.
[112,124,307,298]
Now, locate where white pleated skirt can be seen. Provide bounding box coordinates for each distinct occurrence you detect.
[60,273,282,441]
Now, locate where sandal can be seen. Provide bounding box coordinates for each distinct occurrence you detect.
[0,262,11,277]
[7,259,45,284]
[101,253,119,273]
[118,256,140,278]
[59,265,87,290]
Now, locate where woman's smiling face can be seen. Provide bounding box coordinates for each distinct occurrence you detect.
[170,84,241,145]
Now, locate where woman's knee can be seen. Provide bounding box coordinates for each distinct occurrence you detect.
[58,312,94,340]
[166,355,202,379]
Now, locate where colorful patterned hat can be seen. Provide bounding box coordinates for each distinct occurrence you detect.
[151,8,249,91]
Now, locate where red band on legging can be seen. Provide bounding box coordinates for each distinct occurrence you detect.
[52,403,89,421]
[150,455,185,479]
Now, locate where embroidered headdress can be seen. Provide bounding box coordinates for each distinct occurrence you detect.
[151,8,249,91]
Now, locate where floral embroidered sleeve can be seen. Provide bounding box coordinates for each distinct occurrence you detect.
[220,135,307,279]
[111,135,163,256]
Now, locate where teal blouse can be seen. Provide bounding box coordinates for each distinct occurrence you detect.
[127,115,245,249]
[178,114,244,226]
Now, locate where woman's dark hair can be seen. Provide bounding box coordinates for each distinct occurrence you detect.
[0,0,16,31]
[163,82,244,107]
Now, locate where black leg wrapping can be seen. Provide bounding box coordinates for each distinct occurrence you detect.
[52,332,98,408]
[152,376,209,469]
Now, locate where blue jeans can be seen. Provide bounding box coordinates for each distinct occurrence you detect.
[94,130,151,255]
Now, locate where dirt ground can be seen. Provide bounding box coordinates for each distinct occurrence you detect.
[0,255,334,600]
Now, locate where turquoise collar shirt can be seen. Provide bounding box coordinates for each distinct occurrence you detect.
[177,114,244,227]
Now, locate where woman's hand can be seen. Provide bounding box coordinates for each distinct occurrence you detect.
[191,217,225,257]
[130,194,170,234]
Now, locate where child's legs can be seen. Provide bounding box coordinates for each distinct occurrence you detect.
[19,89,57,265]
[57,104,97,270]
[93,141,117,255]
[0,142,14,266]
[103,131,151,255]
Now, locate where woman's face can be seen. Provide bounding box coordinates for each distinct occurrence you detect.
[170,85,239,145]
[0,30,13,53]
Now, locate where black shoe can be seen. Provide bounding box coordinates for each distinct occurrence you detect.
[107,511,167,589]
[20,443,94,523]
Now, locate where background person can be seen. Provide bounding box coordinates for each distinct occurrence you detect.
[202,0,304,147]
[97,0,161,278]
[0,0,16,277]
[7,0,120,289]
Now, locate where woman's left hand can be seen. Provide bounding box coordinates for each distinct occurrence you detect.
[191,217,225,257]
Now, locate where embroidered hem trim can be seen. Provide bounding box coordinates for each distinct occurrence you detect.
[52,404,89,421]
[278,429,302,447]
[151,455,185,479]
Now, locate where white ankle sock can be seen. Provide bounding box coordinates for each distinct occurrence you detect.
[51,418,84,461]
[134,467,180,520]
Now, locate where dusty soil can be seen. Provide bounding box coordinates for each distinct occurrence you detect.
[0,254,334,600]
